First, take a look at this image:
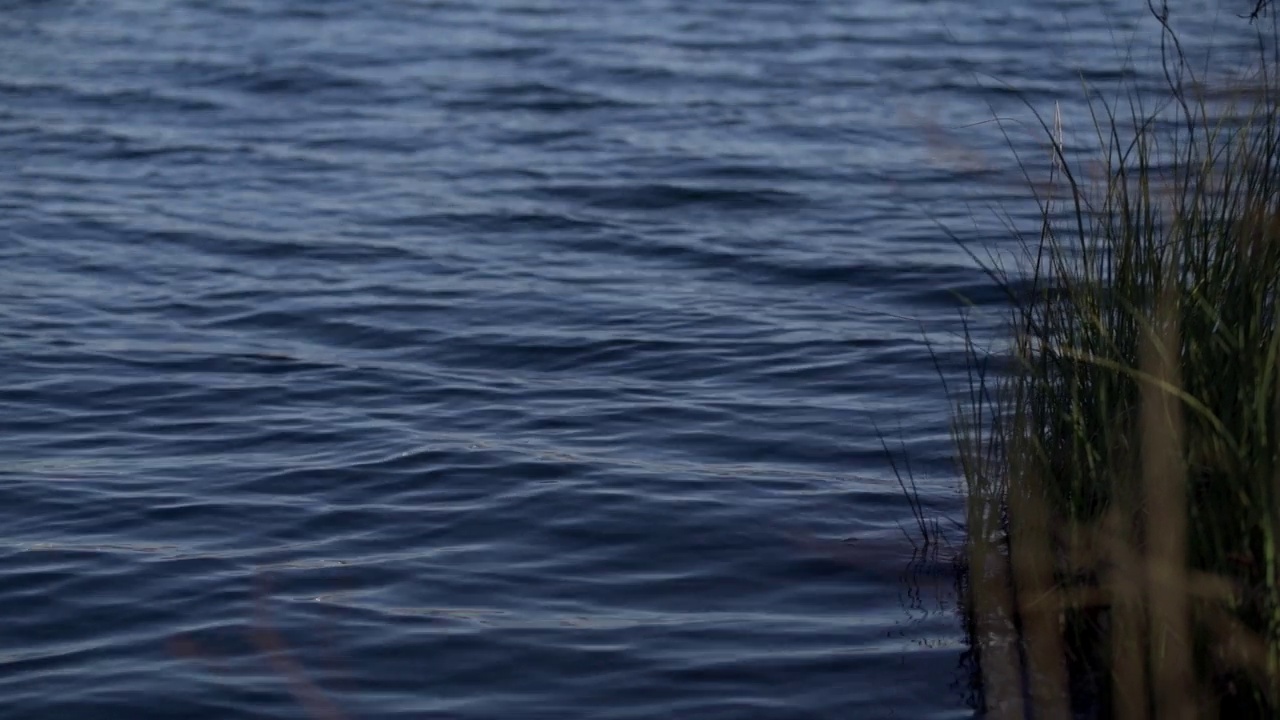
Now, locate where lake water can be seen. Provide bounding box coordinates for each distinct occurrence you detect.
[0,1,1257,718]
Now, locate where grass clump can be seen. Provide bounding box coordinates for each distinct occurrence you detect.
[956,6,1280,718]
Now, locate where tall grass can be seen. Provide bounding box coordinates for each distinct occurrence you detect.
[956,5,1280,717]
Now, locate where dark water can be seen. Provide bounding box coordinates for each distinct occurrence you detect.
[0,1,1255,718]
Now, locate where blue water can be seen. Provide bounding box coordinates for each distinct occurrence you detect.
[0,1,1254,718]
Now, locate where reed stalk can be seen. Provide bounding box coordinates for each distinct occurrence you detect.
[955,6,1280,717]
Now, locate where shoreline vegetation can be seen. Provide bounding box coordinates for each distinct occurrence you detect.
[937,1,1280,717]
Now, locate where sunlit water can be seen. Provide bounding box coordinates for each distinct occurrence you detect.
[0,1,1257,718]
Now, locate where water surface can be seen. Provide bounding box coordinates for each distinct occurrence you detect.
[0,1,1253,717]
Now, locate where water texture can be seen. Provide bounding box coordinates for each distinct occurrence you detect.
[0,1,1250,718]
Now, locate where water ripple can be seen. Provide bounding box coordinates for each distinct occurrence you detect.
[0,0,1242,717]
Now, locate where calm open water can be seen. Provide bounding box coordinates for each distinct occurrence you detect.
[0,1,1256,718]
